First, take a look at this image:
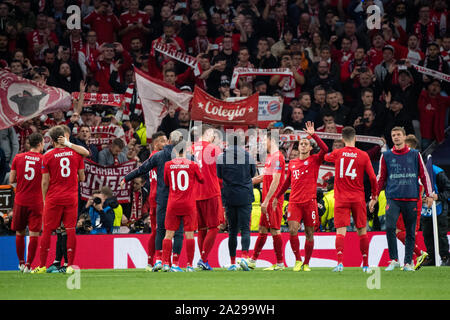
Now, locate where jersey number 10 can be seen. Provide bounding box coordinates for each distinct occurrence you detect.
[170,170,189,191]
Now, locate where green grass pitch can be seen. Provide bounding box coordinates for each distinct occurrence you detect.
[1,267,449,300]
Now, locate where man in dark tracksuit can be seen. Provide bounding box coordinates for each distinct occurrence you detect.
[217,135,256,271]
[121,130,185,271]
[372,127,434,271]
[421,165,450,266]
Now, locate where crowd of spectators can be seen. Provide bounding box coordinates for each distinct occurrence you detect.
[0,0,450,235]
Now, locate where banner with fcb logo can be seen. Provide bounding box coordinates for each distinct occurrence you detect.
[227,95,283,128]
[0,70,72,130]
[191,86,259,126]
[79,159,137,203]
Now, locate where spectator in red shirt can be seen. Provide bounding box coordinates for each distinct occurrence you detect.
[418,79,450,149]
[118,0,151,51]
[83,0,121,46]
[332,37,354,65]
[88,42,132,93]
[188,20,212,56]
[26,13,59,65]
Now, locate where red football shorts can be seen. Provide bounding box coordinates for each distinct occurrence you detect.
[287,199,318,227]
[396,203,421,232]
[334,200,367,229]
[196,196,220,229]
[43,201,78,230]
[259,198,283,230]
[165,211,196,232]
[11,203,43,232]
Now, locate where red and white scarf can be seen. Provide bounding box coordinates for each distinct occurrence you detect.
[130,191,143,222]
[123,83,142,117]
[71,92,124,107]
[152,41,201,75]
[230,67,293,89]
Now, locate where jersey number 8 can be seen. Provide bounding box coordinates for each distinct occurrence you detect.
[60,157,71,177]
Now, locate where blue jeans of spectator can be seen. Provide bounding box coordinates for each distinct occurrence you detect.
[155,201,184,254]
[385,199,418,265]
[226,204,251,258]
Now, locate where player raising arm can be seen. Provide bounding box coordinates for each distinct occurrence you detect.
[324,127,377,272]
[162,142,204,272]
[272,122,328,271]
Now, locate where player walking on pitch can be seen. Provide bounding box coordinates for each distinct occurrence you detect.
[32,126,85,274]
[162,142,204,272]
[273,122,328,271]
[192,125,223,271]
[324,127,377,272]
[241,131,286,271]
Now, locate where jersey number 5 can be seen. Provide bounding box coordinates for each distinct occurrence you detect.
[24,160,36,180]
[339,158,357,180]
[170,170,189,191]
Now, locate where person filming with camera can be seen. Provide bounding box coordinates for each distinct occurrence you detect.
[80,187,116,234]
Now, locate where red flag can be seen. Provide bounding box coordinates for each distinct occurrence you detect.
[0,70,72,130]
[191,86,259,126]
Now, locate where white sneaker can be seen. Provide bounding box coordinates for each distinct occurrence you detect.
[19,264,25,272]
[385,260,400,271]
[23,265,32,273]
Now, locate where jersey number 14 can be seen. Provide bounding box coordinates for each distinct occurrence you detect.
[339,158,357,180]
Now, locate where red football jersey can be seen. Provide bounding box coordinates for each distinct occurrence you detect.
[262,151,286,202]
[283,152,325,203]
[164,158,204,215]
[191,141,221,200]
[119,11,150,50]
[324,146,377,202]
[42,147,84,205]
[148,150,158,208]
[11,151,44,206]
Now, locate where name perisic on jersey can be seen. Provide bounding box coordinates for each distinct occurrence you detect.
[342,152,358,158]
[54,151,74,158]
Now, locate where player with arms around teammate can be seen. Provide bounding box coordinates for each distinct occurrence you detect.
[192,124,222,271]
[162,141,204,272]
[241,131,286,271]
[324,127,377,272]
[10,133,45,273]
[369,127,433,272]
[273,122,328,272]
[32,126,85,274]
[145,131,168,271]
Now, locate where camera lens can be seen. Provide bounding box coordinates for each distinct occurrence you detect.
[93,197,102,204]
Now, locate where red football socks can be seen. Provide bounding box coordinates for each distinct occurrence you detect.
[251,233,268,260]
[155,250,162,261]
[272,234,283,264]
[185,239,195,267]
[16,234,25,265]
[147,231,156,265]
[290,235,301,261]
[162,239,172,265]
[304,239,314,265]
[230,256,236,264]
[397,231,422,257]
[201,228,218,262]
[26,236,39,267]
[197,229,207,255]
[66,228,76,266]
[359,234,369,267]
[336,234,345,264]
[39,229,52,268]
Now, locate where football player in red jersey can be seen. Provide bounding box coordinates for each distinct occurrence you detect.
[162,142,204,272]
[32,126,85,274]
[241,131,286,271]
[145,132,168,271]
[273,122,328,271]
[324,127,377,272]
[10,133,45,273]
[191,125,223,271]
